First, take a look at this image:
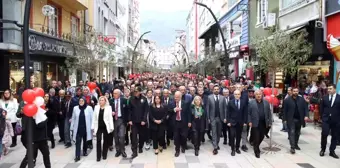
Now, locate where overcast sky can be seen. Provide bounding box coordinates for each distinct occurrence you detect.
[140,0,193,47]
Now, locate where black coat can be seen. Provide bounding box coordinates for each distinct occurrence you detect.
[320,94,340,124]
[227,99,248,126]
[169,100,190,127]
[110,97,129,122]
[283,96,308,127]
[149,106,167,131]
[46,96,59,126]
[17,111,49,142]
[189,105,206,132]
[128,96,148,123]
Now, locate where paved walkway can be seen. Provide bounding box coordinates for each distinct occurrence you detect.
[1,117,340,168]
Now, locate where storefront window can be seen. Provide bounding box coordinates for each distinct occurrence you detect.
[281,0,295,9]
[44,63,57,88]
[230,16,242,38]
[9,60,42,94]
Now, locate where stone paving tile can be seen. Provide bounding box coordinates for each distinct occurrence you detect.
[131,163,145,168]
[0,163,15,168]
[185,156,199,163]
[213,163,228,168]
[64,163,81,168]
[175,163,189,168]
[297,163,316,168]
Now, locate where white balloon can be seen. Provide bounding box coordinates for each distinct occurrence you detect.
[34,96,44,106]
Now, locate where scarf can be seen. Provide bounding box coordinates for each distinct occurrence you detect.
[193,106,203,118]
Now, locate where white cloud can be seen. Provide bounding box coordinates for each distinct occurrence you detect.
[140,0,193,12]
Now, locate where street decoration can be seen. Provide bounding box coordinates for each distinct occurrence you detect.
[22,89,36,103]
[87,82,97,92]
[327,34,340,61]
[263,87,278,96]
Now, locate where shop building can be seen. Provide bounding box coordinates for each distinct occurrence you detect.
[324,0,340,92]
[219,0,249,77]
[0,0,87,92]
[278,0,333,88]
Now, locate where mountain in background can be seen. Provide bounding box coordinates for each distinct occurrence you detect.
[140,10,188,48]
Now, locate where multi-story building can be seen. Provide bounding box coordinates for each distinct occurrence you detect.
[173,30,188,65]
[0,0,87,91]
[155,48,174,70]
[127,0,140,48]
[186,5,197,60]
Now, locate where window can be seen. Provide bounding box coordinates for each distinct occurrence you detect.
[256,0,268,25]
[48,5,59,36]
[228,0,239,9]
[281,0,295,9]
[71,16,79,38]
[230,16,242,38]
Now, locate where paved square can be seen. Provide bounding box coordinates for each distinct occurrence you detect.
[0,117,339,168]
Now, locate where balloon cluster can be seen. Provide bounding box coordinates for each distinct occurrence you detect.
[263,87,280,106]
[87,82,97,92]
[22,88,46,118]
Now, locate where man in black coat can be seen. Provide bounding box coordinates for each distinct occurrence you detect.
[227,90,247,156]
[171,91,190,157]
[283,88,309,154]
[319,84,340,159]
[128,86,148,159]
[111,89,129,158]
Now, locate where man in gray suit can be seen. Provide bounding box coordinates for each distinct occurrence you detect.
[248,90,272,158]
[206,85,227,155]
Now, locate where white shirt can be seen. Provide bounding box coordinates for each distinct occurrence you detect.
[225,96,229,104]
[214,95,219,101]
[174,100,182,111]
[115,99,121,117]
[329,93,336,107]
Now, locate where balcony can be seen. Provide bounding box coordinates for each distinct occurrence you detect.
[50,0,87,10]
[279,0,316,17]
[31,24,73,41]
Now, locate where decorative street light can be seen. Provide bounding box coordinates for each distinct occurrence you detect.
[194,2,230,76]
[131,31,151,73]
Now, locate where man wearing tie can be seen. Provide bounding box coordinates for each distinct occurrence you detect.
[64,91,72,148]
[172,91,190,157]
[206,85,227,155]
[227,90,247,156]
[111,89,128,158]
[320,84,340,159]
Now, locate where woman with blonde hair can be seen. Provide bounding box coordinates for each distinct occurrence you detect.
[0,89,18,147]
[92,96,114,162]
[188,96,206,156]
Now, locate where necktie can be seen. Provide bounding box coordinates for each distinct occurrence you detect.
[176,102,181,121]
[236,100,239,110]
[216,95,219,102]
[115,99,118,120]
[330,95,333,107]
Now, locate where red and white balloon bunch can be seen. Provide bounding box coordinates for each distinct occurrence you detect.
[22,87,47,124]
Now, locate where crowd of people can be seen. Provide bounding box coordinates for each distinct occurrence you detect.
[0,72,339,168]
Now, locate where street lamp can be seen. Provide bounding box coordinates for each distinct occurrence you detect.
[23,0,34,168]
[175,42,190,64]
[146,49,155,64]
[194,2,230,76]
[131,31,151,73]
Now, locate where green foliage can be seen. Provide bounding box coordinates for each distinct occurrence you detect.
[251,29,312,75]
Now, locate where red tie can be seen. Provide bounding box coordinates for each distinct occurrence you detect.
[176,102,181,121]
[115,100,118,120]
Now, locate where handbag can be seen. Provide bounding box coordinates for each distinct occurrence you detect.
[15,121,22,135]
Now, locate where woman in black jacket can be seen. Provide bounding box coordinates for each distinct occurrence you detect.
[149,95,167,155]
[188,96,206,156]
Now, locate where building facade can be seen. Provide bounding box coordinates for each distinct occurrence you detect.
[0,0,87,92]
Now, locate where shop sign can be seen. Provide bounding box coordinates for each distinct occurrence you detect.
[227,35,240,49]
[229,51,239,59]
[29,31,74,56]
[326,0,340,16]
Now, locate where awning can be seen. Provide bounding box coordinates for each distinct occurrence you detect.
[199,23,218,39]
[51,0,87,11]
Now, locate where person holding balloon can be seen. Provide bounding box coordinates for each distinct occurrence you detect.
[71,97,93,162]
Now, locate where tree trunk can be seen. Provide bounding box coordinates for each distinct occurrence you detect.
[269,70,276,148]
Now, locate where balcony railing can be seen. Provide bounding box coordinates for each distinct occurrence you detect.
[32,24,74,41]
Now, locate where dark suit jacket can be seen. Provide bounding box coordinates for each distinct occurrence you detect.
[169,100,190,127]
[283,96,308,127]
[189,105,206,132]
[149,106,167,131]
[227,99,247,126]
[110,98,128,122]
[248,99,272,128]
[57,97,66,119]
[320,94,340,124]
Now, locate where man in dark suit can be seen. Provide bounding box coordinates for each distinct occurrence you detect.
[162,89,174,147]
[227,90,247,156]
[283,88,309,154]
[171,91,190,157]
[222,88,231,145]
[319,84,340,159]
[110,89,128,158]
[56,90,66,143]
[248,90,272,158]
[206,85,227,155]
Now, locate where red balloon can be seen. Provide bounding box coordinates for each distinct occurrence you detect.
[272,97,280,106]
[23,104,38,117]
[40,105,46,110]
[88,82,97,91]
[264,96,273,104]
[33,87,45,97]
[273,88,279,96]
[263,88,272,96]
[22,89,36,103]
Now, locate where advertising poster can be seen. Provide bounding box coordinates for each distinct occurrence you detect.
[334,61,340,93]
